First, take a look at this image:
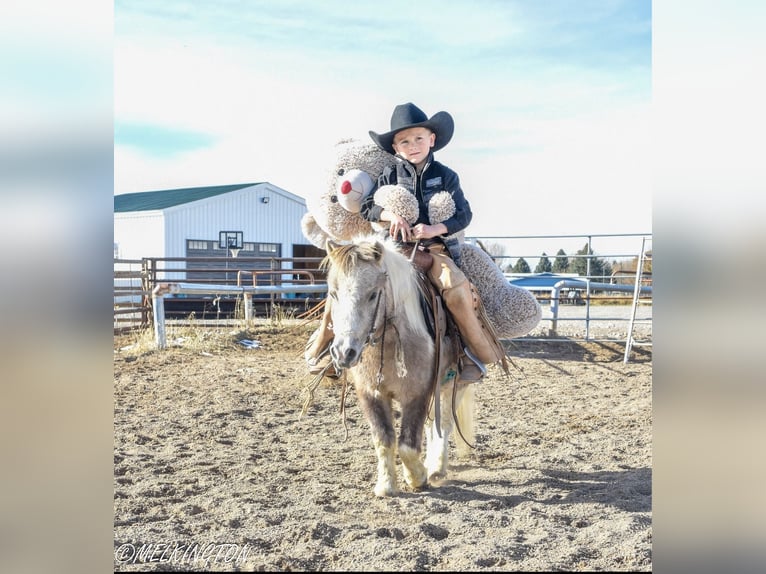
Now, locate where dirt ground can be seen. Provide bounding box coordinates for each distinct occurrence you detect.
[113,321,652,572]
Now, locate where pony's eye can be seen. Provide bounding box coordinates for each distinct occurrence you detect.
[368,292,377,303]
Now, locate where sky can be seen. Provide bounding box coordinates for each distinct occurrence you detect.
[114,0,652,256]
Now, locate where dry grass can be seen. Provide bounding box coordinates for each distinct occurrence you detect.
[114,309,315,357]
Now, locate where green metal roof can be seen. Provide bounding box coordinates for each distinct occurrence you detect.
[114,183,263,212]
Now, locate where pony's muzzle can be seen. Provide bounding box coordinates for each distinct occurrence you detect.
[330,339,361,369]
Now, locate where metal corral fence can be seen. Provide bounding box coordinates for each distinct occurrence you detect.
[114,259,151,332]
[113,255,328,334]
[114,233,651,360]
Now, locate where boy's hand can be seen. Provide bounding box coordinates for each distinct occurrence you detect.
[413,223,447,240]
[384,212,412,242]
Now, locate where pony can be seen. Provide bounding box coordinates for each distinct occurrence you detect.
[323,235,475,497]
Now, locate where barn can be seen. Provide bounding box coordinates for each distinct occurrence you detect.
[113,181,321,263]
[114,181,327,312]
[114,182,328,318]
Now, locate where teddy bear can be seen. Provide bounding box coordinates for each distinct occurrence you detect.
[301,138,541,340]
[300,139,397,248]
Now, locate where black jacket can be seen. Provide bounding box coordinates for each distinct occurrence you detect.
[360,152,472,265]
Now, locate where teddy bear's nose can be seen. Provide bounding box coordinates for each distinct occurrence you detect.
[340,180,352,194]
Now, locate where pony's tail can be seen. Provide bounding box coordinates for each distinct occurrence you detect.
[453,384,476,458]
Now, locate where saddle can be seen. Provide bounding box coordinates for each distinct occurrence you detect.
[402,241,486,386]
[413,271,459,370]
[411,268,476,442]
[401,243,456,361]
[400,241,435,275]
[401,241,486,372]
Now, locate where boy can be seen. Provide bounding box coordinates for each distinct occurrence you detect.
[306,103,505,382]
[362,102,506,381]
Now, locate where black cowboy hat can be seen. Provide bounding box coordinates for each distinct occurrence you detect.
[369,102,454,155]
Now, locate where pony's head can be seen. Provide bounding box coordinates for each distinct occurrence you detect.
[323,236,429,369]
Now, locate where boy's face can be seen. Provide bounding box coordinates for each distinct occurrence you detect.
[392,127,435,166]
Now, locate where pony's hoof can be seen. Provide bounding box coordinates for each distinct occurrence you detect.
[374,483,397,497]
[408,480,429,492]
[428,471,447,484]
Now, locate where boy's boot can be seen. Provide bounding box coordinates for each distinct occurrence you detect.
[441,279,506,382]
[304,301,337,377]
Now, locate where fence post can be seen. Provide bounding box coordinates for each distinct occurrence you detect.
[549,288,559,336]
[153,294,167,349]
[244,293,253,322]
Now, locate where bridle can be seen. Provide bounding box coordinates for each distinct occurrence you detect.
[332,272,397,388]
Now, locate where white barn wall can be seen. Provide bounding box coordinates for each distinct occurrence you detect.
[114,183,309,270]
[162,183,307,258]
[114,212,165,259]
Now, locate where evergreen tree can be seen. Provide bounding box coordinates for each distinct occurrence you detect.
[552,249,569,273]
[512,257,531,273]
[571,243,613,279]
[534,252,552,273]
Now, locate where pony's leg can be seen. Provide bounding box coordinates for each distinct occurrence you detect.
[453,384,476,459]
[397,398,429,491]
[373,439,397,498]
[425,383,454,481]
[357,388,398,497]
[426,383,476,479]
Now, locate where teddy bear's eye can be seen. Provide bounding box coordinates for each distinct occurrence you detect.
[337,168,345,176]
[330,195,338,203]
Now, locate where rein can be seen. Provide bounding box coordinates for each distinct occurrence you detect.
[350,272,407,389]
[365,287,385,348]
[364,286,388,388]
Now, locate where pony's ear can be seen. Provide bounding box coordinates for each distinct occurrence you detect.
[372,241,384,262]
[325,239,340,254]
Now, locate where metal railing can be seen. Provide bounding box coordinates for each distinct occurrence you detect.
[466,233,652,350]
[114,233,652,358]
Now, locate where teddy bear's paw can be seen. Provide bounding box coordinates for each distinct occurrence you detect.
[374,185,419,224]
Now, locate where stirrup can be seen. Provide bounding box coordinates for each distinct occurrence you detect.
[462,347,487,376]
[307,346,339,378]
[458,363,484,383]
[308,359,340,379]
[312,360,340,379]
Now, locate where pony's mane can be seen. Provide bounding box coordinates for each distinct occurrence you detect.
[324,235,429,339]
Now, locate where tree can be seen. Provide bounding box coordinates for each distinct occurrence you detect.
[476,240,509,270]
[571,243,613,279]
[512,257,531,273]
[534,252,552,273]
[552,249,569,273]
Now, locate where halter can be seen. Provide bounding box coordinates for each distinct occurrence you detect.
[331,272,401,389]
[365,276,399,388]
[364,285,386,348]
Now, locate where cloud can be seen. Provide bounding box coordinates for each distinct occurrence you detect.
[114,0,652,244]
[115,122,216,157]
[457,103,651,238]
